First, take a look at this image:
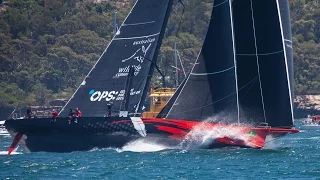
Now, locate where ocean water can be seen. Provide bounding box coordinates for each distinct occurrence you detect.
[1,121,320,180]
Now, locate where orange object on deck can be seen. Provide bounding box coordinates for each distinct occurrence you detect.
[142,88,176,118]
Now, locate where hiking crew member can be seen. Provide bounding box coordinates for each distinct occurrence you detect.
[68,109,74,124]
[107,102,112,117]
[51,109,59,123]
[74,108,82,123]
[26,107,32,119]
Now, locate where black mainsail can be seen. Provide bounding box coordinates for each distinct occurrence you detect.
[60,0,174,117]
[232,0,294,127]
[162,0,239,122]
[160,0,295,128]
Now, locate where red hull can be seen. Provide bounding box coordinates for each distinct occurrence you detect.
[142,118,299,148]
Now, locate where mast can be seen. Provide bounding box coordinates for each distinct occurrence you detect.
[113,10,118,35]
[229,0,240,124]
[174,42,179,87]
[135,0,174,115]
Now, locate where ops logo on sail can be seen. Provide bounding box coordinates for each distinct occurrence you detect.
[89,90,122,102]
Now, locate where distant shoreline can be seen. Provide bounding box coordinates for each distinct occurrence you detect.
[294,95,320,118]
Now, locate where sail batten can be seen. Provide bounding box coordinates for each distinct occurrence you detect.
[236,50,284,56]
[123,21,156,26]
[190,66,235,76]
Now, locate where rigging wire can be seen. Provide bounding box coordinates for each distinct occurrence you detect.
[249,0,267,123]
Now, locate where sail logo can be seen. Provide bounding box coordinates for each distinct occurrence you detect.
[121,43,151,64]
[133,38,155,45]
[89,89,141,102]
[114,43,152,78]
[115,64,142,77]
[89,90,119,102]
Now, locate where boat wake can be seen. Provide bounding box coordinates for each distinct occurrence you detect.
[0,151,21,155]
[262,135,280,149]
[117,138,176,153]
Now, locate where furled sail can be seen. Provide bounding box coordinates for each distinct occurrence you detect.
[60,0,174,117]
[163,0,239,122]
[232,0,294,127]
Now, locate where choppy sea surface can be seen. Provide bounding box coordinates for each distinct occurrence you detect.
[1,121,320,180]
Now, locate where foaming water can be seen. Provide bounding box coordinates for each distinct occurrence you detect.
[263,135,279,149]
[0,151,21,155]
[117,115,264,153]
[179,116,252,149]
[117,138,176,153]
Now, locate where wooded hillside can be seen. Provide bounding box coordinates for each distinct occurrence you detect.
[0,0,319,116]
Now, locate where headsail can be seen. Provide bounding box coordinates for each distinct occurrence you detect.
[163,0,239,122]
[232,0,294,127]
[60,0,174,117]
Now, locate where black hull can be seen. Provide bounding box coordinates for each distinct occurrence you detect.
[4,117,179,153]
